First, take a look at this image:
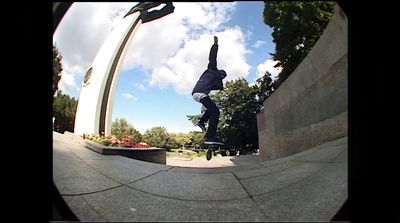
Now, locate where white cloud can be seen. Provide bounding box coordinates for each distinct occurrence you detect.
[147,28,251,95]
[57,70,81,97]
[133,83,146,90]
[122,93,138,101]
[54,3,131,73]
[256,58,282,81]
[253,40,266,48]
[172,3,236,31]
[120,2,236,71]
[245,26,254,41]
[53,2,247,97]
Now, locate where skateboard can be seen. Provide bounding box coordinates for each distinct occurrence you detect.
[205,143,224,161]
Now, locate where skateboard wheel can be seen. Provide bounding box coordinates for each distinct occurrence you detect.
[206,149,212,160]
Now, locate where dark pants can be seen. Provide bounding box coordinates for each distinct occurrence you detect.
[199,96,220,139]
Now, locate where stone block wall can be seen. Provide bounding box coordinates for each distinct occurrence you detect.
[257,4,348,160]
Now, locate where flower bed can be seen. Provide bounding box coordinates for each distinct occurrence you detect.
[83,134,150,149]
[78,133,166,164]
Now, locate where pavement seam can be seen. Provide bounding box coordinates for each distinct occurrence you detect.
[124,183,251,202]
[232,172,274,220]
[232,172,254,200]
[237,161,303,180]
[232,162,341,208]
[251,161,344,198]
[124,166,174,185]
[61,167,173,197]
[330,148,347,163]
[68,149,125,183]
[61,184,124,196]
[60,146,145,195]
[124,167,252,203]
[248,146,346,179]
[292,147,347,164]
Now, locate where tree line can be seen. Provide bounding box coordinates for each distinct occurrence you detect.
[112,118,205,151]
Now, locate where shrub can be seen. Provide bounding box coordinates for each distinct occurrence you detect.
[83,133,150,148]
[102,139,112,146]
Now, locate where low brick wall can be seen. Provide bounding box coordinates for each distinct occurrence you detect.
[257,4,348,161]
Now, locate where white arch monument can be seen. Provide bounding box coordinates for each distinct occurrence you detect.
[74,2,174,136]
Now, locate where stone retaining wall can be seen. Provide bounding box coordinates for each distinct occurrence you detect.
[257,4,348,161]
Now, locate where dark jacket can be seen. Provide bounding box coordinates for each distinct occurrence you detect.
[192,43,224,95]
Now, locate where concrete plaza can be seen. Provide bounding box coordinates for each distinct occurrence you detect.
[53,131,347,221]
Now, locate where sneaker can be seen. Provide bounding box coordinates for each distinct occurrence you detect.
[196,122,206,132]
[204,137,224,145]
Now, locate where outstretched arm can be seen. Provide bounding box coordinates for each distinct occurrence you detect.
[141,2,175,23]
[124,2,162,18]
[124,2,175,22]
[207,36,218,71]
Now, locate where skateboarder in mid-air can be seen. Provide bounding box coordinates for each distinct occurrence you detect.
[192,36,227,145]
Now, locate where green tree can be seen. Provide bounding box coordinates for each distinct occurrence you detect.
[263,1,335,83]
[214,78,261,151]
[111,118,142,143]
[142,126,172,151]
[53,90,78,133]
[255,71,279,103]
[188,131,205,148]
[170,132,192,149]
[53,44,63,97]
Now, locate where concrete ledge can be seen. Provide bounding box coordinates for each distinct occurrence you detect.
[84,139,166,165]
[64,131,166,164]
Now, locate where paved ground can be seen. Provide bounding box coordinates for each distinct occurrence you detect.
[53,131,347,222]
[166,153,261,168]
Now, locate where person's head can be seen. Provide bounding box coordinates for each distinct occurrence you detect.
[219,69,227,79]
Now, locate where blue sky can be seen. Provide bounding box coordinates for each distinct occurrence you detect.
[53,2,281,133]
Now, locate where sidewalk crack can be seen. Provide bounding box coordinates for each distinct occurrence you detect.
[232,172,254,200]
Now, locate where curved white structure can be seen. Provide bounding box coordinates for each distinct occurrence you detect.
[74,13,142,136]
